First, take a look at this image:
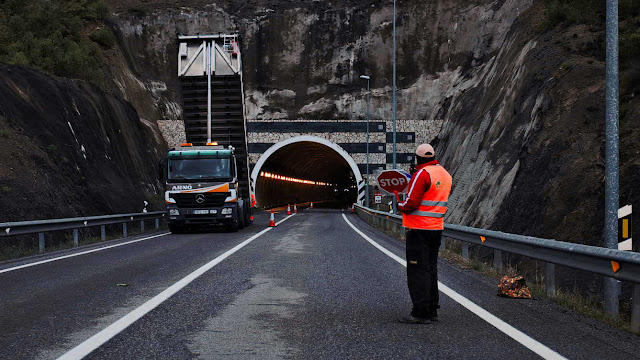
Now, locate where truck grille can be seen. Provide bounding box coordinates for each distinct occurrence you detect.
[172,192,230,208]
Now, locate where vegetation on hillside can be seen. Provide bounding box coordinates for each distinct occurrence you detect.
[543,0,640,64]
[0,0,114,83]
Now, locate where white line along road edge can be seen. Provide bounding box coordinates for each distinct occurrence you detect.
[0,233,171,274]
[341,214,566,360]
[58,214,296,360]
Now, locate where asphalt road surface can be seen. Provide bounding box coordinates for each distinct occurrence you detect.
[1,209,639,359]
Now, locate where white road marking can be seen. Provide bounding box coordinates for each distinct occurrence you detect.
[0,233,170,274]
[341,214,567,360]
[57,214,296,360]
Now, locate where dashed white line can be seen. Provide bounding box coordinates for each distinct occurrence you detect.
[57,214,296,360]
[0,233,171,274]
[342,214,566,360]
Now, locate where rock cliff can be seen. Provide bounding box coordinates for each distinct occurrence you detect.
[0,65,167,222]
[101,0,639,252]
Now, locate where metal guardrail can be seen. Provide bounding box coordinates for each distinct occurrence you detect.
[354,204,640,283]
[0,211,166,253]
[354,203,640,332]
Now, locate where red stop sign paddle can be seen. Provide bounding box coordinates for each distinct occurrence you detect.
[376,170,411,194]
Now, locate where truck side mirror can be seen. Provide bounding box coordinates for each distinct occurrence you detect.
[159,158,168,181]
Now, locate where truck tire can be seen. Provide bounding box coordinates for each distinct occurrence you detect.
[169,224,184,234]
[229,220,240,232]
[238,204,246,230]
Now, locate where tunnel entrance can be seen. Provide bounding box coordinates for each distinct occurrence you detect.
[251,136,364,209]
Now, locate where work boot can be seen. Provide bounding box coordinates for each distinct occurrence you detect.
[398,314,431,324]
[428,305,439,322]
[428,310,438,322]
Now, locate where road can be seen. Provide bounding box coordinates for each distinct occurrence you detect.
[1,209,639,359]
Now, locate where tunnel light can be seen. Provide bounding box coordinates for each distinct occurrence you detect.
[259,171,334,186]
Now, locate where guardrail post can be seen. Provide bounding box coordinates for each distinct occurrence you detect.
[545,263,556,297]
[123,222,128,237]
[155,218,159,230]
[39,233,45,254]
[632,283,640,333]
[73,229,79,247]
[100,225,106,241]
[493,250,503,271]
[461,242,469,260]
[140,220,145,233]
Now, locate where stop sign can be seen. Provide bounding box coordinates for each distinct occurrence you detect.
[376,170,411,194]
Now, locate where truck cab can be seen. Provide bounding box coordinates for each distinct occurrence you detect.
[160,144,251,232]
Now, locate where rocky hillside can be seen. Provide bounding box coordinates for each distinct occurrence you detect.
[1,0,637,254]
[101,0,638,250]
[0,65,166,222]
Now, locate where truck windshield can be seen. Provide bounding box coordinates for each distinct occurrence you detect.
[168,158,232,181]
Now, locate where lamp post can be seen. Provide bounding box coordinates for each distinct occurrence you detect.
[391,0,398,213]
[360,75,371,207]
[392,0,397,170]
[603,0,619,316]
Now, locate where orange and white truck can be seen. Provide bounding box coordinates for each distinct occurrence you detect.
[160,33,252,232]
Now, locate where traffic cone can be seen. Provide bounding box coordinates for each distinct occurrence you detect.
[268,210,276,227]
[294,204,298,214]
[310,202,314,209]
[287,204,291,215]
[250,214,254,221]
[350,204,355,213]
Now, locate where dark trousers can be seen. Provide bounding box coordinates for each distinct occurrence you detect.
[406,229,442,316]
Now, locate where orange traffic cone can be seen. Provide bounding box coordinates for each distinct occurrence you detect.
[294,204,298,214]
[268,210,276,227]
[310,202,314,209]
[287,204,291,215]
[350,204,355,213]
[250,214,254,221]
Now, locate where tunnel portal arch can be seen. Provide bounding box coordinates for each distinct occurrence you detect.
[250,136,365,206]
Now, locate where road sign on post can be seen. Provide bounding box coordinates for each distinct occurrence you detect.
[619,205,633,251]
[374,193,382,204]
[375,170,410,194]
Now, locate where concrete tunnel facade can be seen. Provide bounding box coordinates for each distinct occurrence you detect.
[250,136,365,208]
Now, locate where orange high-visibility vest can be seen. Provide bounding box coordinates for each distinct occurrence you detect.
[402,165,452,230]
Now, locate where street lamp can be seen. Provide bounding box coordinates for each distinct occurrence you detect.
[603,0,620,316]
[392,0,397,170]
[390,0,398,213]
[360,75,371,207]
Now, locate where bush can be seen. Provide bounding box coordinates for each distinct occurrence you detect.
[0,0,110,83]
[560,60,575,70]
[620,30,640,64]
[542,0,604,29]
[543,0,639,29]
[89,28,116,48]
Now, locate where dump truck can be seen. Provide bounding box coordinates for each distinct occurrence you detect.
[159,34,252,232]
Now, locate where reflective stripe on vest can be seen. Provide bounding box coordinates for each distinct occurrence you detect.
[420,201,448,207]
[402,165,452,230]
[411,210,445,218]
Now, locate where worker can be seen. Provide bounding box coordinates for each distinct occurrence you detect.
[394,143,452,324]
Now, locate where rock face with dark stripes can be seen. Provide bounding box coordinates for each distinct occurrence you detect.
[0,66,167,222]
[101,0,640,253]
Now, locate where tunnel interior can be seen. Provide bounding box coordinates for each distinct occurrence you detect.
[255,141,358,209]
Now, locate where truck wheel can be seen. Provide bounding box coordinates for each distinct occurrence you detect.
[245,203,252,226]
[237,204,246,230]
[229,220,240,232]
[169,224,183,234]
